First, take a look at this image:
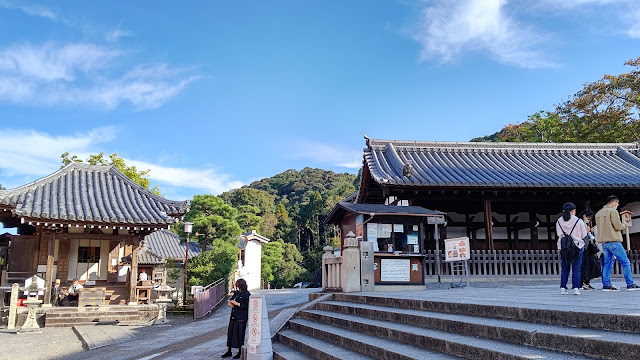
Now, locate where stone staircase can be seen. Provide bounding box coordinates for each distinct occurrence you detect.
[103,284,129,305]
[272,293,640,360]
[41,304,158,327]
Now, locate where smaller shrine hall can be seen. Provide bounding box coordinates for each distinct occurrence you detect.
[0,162,189,306]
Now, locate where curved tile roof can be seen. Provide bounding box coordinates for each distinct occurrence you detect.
[144,229,201,260]
[0,163,189,225]
[363,137,640,188]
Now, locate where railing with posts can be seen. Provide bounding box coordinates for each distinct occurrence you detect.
[193,278,226,320]
[323,256,343,291]
[424,250,640,278]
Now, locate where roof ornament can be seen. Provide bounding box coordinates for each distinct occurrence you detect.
[403,161,414,178]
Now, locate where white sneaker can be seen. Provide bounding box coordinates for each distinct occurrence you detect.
[561,288,568,295]
[573,288,580,295]
[603,285,620,291]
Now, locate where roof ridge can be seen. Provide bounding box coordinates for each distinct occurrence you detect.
[366,138,639,152]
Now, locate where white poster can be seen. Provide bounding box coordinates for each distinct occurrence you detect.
[381,224,392,238]
[393,224,404,233]
[380,259,410,282]
[367,223,378,241]
[248,297,263,348]
[444,237,470,262]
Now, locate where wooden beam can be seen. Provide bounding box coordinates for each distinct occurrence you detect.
[128,237,140,304]
[43,232,55,305]
[484,200,494,251]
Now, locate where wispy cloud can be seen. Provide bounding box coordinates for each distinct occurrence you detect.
[292,140,362,169]
[413,0,556,69]
[0,126,118,178]
[106,21,133,42]
[0,0,69,24]
[0,42,200,110]
[0,127,243,197]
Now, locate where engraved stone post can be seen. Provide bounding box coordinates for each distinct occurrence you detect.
[321,245,334,291]
[7,283,18,330]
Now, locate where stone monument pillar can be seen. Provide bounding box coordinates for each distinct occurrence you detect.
[341,231,361,293]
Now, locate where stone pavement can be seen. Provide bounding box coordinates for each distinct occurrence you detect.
[365,282,640,316]
[53,288,319,360]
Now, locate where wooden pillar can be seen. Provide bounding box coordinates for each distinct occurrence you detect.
[529,209,539,250]
[506,213,512,250]
[32,230,42,274]
[484,200,494,251]
[43,232,56,305]
[546,215,552,242]
[128,237,140,304]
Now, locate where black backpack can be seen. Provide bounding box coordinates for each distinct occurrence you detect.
[558,219,580,262]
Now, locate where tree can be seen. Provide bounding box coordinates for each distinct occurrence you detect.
[61,152,161,195]
[261,239,306,288]
[236,205,263,233]
[187,239,238,287]
[220,188,276,215]
[183,195,242,250]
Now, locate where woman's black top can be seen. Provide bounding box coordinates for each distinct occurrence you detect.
[230,290,250,321]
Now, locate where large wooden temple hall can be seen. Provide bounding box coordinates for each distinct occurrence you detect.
[356,136,640,251]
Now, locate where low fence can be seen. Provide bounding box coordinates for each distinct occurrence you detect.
[193,278,226,320]
[323,256,343,291]
[424,250,640,278]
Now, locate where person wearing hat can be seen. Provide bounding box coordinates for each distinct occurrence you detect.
[51,279,64,306]
[556,202,588,295]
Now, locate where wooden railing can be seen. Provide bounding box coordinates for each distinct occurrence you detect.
[424,250,640,278]
[193,278,226,320]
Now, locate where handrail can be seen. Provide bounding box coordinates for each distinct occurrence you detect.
[193,277,227,320]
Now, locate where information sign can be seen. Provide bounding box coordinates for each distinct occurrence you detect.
[380,259,410,281]
[367,223,378,241]
[444,237,470,262]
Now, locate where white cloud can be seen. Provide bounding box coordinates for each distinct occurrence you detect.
[413,0,556,68]
[292,140,362,169]
[0,126,118,177]
[0,0,70,24]
[0,127,243,198]
[106,22,133,42]
[0,42,199,110]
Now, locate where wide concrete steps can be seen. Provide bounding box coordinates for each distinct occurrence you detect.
[273,293,640,360]
[316,300,640,359]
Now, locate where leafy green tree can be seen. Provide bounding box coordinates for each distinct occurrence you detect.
[183,195,242,250]
[261,239,306,288]
[61,152,161,195]
[236,205,263,233]
[187,239,237,287]
[220,188,276,215]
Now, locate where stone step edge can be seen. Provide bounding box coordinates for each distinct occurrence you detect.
[272,342,313,360]
[277,331,353,360]
[46,311,141,317]
[292,314,585,360]
[331,293,640,333]
[46,316,141,324]
[310,304,639,360]
[289,318,502,360]
[46,321,142,327]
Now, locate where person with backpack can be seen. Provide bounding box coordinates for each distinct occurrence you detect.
[594,195,640,291]
[556,202,588,295]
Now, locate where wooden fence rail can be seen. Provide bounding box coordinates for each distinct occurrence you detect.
[424,250,640,278]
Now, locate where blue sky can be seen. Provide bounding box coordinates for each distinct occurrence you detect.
[1,0,640,202]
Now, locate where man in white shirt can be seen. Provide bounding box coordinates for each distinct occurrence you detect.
[68,278,83,303]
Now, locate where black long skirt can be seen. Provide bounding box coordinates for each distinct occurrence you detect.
[227,319,247,349]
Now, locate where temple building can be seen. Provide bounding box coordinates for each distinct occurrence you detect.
[0,162,189,306]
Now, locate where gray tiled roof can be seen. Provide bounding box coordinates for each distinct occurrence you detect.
[326,202,443,224]
[121,242,166,265]
[0,163,189,226]
[364,138,640,188]
[144,229,201,261]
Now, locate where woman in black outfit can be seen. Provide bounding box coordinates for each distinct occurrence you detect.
[578,209,601,290]
[222,278,250,359]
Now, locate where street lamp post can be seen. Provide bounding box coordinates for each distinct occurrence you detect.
[183,222,193,306]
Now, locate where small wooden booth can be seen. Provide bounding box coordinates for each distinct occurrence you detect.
[326,202,445,290]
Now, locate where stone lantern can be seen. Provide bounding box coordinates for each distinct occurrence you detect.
[21,275,44,331]
[153,275,175,325]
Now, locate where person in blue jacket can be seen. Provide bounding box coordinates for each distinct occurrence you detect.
[222,278,250,359]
